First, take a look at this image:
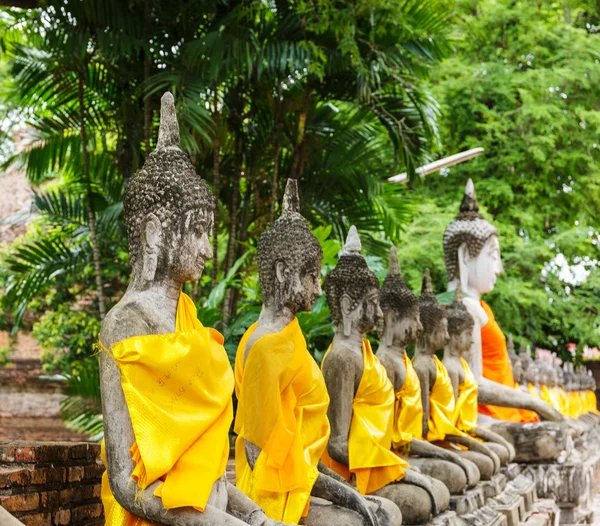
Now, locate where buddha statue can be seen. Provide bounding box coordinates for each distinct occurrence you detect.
[234,180,401,526]
[506,341,539,422]
[99,93,283,525]
[321,228,450,525]
[443,179,562,423]
[442,287,516,463]
[376,247,481,495]
[412,271,501,481]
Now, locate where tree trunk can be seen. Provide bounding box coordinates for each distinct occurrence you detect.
[289,89,310,180]
[222,133,242,326]
[269,84,283,222]
[143,0,151,157]
[78,68,106,319]
[211,98,221,288]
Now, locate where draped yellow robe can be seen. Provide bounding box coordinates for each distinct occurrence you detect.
[587,390,599,413]
[234,319,330,524]
[322,339,406,495]
[427,356,465,442]
[101,292,234,526]
[453,358,478,433]
[392,353,423,449]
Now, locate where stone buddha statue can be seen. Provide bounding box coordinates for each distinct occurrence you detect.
[442,287,516,463]
[99,93,284,525]
[412,271,501,481]
[376,247,481,495]
[233,179,401,526]
[321,228,450,525]
[443,179,562,423]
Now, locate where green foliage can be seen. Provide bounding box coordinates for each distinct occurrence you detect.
[32,306,101,375]
[400,0,600,353]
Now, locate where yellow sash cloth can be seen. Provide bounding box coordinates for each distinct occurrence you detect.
[514,383,543,422]
[453,358,479,433]
[234,319,330,524]
[392,353,423,449]
[101,292,234,526]
[427,356,465,442]
[587,390,599,413]
[321,339,405,495]
[568,391,580,417]
[540,384,561,412]
[528,383,541,399]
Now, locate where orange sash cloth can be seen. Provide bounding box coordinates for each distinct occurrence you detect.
[234,319,330,524]
[392,353,423,449]
[453,358,479,433]
[427,356,467,441]
[514,383,542,422]
[321,339,406,495]
[101,292,234,526]
[478,301,539,423]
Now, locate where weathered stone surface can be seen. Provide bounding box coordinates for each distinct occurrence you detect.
[506,475,536,513]
[490,422,567,463]
[449,487,485,515]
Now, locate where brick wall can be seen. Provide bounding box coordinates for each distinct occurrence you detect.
[0,441,105,526]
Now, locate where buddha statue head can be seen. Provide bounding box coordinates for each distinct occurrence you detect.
[123,92,214,286]
[378,246,422,347]
[518,344,533,380]
[257,179,323,314]
[507,337,524,383]
[445,284,475,355]
[443,179,503,297]
[418,269,449,352]
[324,226,382,337]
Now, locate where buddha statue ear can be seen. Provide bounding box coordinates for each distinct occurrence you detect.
[457,243,471,292]
[340,294,354,336]
[142,213,163,282]
[385,310,395,346]
[275,260,289,284]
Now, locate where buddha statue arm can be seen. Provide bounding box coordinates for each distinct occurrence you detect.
[472,427,515,461]
[409,438,477,486]
[402,469,442,516]
[413,358,432,437]
[323,352,357,465]
[477,377,563,421]
[444,434,500,473]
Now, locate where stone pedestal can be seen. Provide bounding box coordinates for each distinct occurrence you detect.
[449,487,486,515]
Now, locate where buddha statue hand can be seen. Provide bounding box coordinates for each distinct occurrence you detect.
[402,469,443,516]
[312,474,378,526]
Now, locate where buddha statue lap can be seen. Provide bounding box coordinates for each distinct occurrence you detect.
[412,271,501,482]
[321,228,451,525]
[442,179,562,424]
[442,287,516,465]
[99,93,284,525]
[233,180,401,526]
[376,247,481,495]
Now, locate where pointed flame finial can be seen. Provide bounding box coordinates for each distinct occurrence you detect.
[156,92,181,151]
[388,246,400,276]
[282,179,300,215]
[343,225,362,256]
[459,178,480,214]
[421,268,433,294]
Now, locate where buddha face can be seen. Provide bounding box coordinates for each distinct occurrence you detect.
[430,316,450,352]
[459,235,503,295]
[276,259,323,314]
[341,287,383,336]
[384,306,423,347]
[141,211,212,283]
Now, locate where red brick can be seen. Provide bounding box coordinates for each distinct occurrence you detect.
[70,502,103,523]
[69,443,100,460]
[0,492,40,512]
[21,512,51,526]
[0,467,32,488]
[52,509,70,525]
[92,484,101,498]
[31,467,66,485]
[84,463,105,481]
[67,466,84,483]
[39,490,60,509]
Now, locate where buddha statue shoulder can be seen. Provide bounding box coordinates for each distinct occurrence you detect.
[99,93,282,526]
[411,271,501,481]
[376,247,481,495]
[233,179,401,526]
[442,179,562,423]
[321,228,451,525]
